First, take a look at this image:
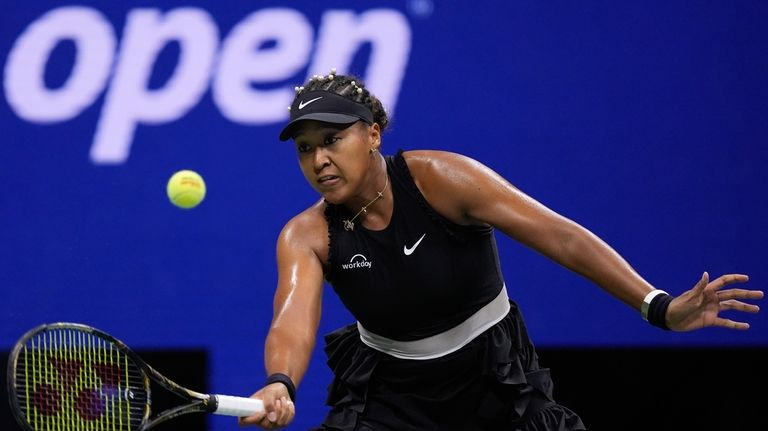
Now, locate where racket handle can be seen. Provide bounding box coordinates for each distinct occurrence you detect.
[212,394,265,416]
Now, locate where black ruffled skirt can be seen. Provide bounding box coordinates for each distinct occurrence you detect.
[311,301,586,431]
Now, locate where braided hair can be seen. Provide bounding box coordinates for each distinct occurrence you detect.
[294,71,390,132]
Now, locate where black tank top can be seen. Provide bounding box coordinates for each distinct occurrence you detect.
[324,150,505,341]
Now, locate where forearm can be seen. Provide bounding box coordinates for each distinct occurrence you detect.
[264,325,315,387]
[555,221,656,310]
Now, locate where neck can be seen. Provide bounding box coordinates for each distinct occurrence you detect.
[342,156,390,231]
[352,154,388,207]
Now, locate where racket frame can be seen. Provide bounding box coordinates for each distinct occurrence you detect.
[7,322,220,431]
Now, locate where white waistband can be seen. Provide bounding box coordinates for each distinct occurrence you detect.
[357,285,510,360]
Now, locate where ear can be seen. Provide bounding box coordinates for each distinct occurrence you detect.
[369,122,382,151]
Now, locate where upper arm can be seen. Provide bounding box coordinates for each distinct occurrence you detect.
[271,205,328,341]
[406,151,657,309]
[405,150,580,260]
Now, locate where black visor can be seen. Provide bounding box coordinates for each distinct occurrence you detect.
[279,91,374,141]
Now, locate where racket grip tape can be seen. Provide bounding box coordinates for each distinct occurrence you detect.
[210,394,265,416]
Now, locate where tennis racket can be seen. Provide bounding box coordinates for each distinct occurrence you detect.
[7,322,264,430]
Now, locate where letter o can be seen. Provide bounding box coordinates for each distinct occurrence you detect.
[4,6,115,122]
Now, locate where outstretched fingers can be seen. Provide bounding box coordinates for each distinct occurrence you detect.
[670,272,761,332]
[713,316,751,330]
[717,288,764,301]
[707,273,750,292]
[719,298,761,313]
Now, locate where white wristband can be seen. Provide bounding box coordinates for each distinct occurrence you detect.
[641,289,668,321]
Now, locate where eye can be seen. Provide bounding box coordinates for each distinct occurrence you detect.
[296,142,311,154]
[323,136,341,146]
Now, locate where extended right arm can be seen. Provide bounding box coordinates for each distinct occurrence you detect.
[240,206,328,428]
[266,212,325,386]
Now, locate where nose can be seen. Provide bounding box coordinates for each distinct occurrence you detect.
[313,146,331,172]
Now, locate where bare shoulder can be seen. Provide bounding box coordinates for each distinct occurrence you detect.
[401,149,482,172]
[399,150,569,242]
[400,150,498,224]
[279,199,330,265]
[402,149,490,188]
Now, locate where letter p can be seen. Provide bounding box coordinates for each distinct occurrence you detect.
[91,8,218,164]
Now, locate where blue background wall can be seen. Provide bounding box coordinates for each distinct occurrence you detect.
[2,1,766,429]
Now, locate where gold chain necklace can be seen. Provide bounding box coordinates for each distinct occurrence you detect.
[343,174,389,231]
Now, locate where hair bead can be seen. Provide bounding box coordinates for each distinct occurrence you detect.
[287,72,389,133]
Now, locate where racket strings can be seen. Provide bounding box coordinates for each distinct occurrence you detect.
[14,328,147,430]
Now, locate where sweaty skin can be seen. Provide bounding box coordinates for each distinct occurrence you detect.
[238,121,763,429]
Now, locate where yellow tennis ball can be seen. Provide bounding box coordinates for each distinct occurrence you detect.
[167,170,206,209]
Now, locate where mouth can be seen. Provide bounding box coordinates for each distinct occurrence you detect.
[317,175,340,187]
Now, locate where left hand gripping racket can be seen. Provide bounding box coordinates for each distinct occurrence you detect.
[7,322,264,430]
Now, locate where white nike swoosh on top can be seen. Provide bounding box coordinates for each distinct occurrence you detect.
[403,233,426,256]
[298,96,323,109]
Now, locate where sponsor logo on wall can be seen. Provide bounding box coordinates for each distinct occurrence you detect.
[3,6,412,164]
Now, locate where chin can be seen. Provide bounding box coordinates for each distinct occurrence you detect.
[320,191,345,205]
[317,182,353,205]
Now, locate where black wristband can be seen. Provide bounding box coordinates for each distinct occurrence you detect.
[647,293,673,330]
[265,373,296,402]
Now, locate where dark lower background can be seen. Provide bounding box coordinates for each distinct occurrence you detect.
[3,347,766,430]
[541,347,768,431]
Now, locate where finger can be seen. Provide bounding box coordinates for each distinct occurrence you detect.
[717,288,764,301]
[287,398,296,418]
[259,416,274,429]
[260,411,279,430]
[274,398,289,427]
[714,317,751,330]
[284,397,296,424]
[238,411,267,426]
[277,397,290,424]
[708,274,749,291]
[719,299,761,314]
[689,271,710,295]
[268,399,279,423]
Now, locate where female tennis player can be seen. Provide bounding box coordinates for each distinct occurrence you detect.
[239,71,763,430]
